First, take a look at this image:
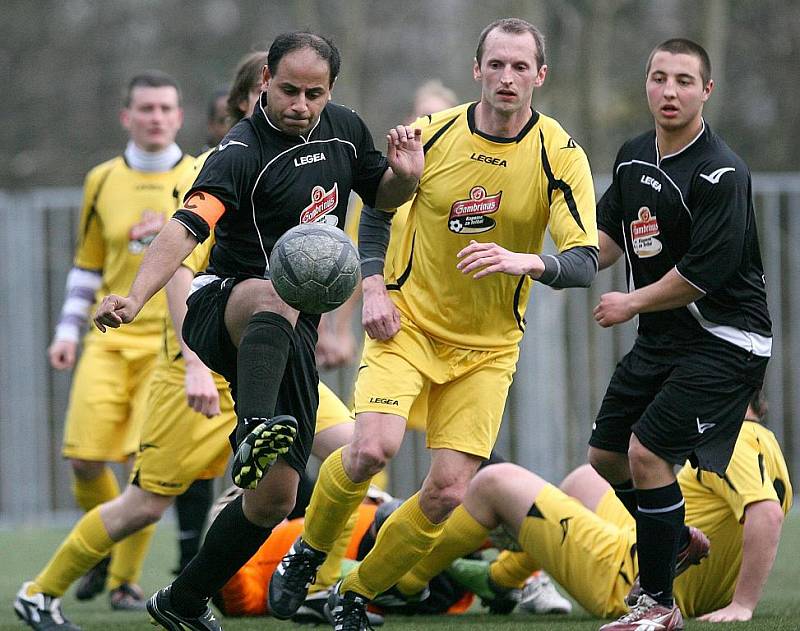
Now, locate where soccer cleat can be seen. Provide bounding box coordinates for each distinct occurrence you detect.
[324,581,374,631]
[146,585,223,631]
[231,415,298,490]
[268,537,327,619]
[109,582,146,611]
[74,556,110,601]
[13,582,82,631]
[291,589,384,627]
[600,593,684,630]
[446,558,520,614]
[518,571,573,615]
[625,525,710,606]
[371,584,430,615]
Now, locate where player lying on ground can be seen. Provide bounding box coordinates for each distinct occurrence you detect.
[390,390,790,624]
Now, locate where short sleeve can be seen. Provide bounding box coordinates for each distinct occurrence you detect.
[547,145,598,252]
[350,114,388,209]
[675,165,749,293]
[73,167,108,270]
[596,147,626,249]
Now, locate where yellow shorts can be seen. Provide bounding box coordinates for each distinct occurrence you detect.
[131,360,235,495]
[518,485,636,618]
[62,342,158,462]
[316,381,354,433]
[354,316,518,458]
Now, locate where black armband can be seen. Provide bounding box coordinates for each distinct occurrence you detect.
[358,205,394,277]
[538,246,599,288]
[172,209,210,243]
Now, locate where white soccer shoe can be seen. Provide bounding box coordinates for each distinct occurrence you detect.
[517,572,572,615]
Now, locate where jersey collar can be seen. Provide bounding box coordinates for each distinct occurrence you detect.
[655,118,707,166]
[466,102,539,144]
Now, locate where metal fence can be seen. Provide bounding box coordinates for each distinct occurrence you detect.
[2,176,799,522]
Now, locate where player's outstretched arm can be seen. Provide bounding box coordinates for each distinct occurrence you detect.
[698,499,784,622]
[375,125,423,209]
[94,220,198,332]
[456,240,545,279]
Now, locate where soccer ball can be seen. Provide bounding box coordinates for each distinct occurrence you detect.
[269,223,360,314]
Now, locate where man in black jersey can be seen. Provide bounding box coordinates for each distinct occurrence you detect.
[587,39,771,631]
[94,31,422,631]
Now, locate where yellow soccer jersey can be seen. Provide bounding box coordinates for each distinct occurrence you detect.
[77,154,195,349]
[674,421,793,617]
[387,103,597,349]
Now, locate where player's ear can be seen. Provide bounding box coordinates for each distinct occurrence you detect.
[119,107,131,131]
[702,78,714,102]
[534,64,548,87]
[473,58,481,81]
[262,65,271,88]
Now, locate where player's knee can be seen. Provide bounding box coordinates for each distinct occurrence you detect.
[423,477,469,514]
[348,441,394,478]
[243,489,296,528]
[69,459,106,480]
[471,463,515,498]
[587,447,625,481]
[560,463,596,494]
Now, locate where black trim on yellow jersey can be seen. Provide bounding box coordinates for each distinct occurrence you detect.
[539,130,586,233]
[386,231,416,290]
[80,166,114,244]
[466,103,539,144]
[512,275,526,332]
[526,502,544,519]
[423,116,458,154]
[774,478,786,505]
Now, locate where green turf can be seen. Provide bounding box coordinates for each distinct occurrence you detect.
[1,514,799,630]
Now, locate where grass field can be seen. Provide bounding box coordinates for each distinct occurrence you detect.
[1,514,799,630]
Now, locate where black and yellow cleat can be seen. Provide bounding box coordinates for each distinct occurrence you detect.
[232,415,298,490]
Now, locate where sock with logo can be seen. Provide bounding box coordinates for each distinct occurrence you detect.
[174,479,213,572]
[396,504,489,596]
[612,478,638,519]
[490,550,539,590]
[636,481,684,606]
[303,447,371,553]
[236,311,294,438]
[171,495,272,616]
[344,493,445,599]
[107,524,156,589]
[72,466,120,512]
[33,507,115,597]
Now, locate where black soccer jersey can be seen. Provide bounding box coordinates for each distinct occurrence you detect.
[597,121,772,356]
[174,93,388,279]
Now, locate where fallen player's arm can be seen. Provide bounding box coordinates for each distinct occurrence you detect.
[698,499,784,622]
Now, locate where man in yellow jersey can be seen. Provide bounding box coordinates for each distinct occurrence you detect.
[271,18,599,629]
[389,389,791,624]
[42,71,194,611]
[14,54,362,631]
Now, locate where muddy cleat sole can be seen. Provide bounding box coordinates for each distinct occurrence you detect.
[74,556,110,601]
[147,585,222,631]
[232,415,297,490]
[13,582,82,630]
[268,537,326,619]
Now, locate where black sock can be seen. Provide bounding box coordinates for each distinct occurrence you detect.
[236,311,294,439]
[612,479,638,519]
[174,479,213,573]
[636,481,684,606]
[171,495,272,616]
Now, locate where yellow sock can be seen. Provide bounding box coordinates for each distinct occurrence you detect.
[72,467,120,512]
[490,550,539,589]
[396,504,488,596]
[33,507,114,597]
[310,509,359,593]
[303,447,370,552]
[342,493,444,599]
[107,523,156,589]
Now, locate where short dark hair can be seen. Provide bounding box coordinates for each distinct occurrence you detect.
[227,51,268,123]
[125,70,181,107]
[267,31,340,87]
[748,388,768,421]
[646,38,712,85]
[207,87,229,121]
[475,18,546,69]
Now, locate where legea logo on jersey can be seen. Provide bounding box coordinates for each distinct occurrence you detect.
[448,186,502,234]
[128,210,165,254]
[300,183,339,226]
[630,206,662,258]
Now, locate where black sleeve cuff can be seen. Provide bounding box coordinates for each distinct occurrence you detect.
[172,209,210,243]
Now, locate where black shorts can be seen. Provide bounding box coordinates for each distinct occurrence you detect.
[183,276,319,475]
[589,333,768,474]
